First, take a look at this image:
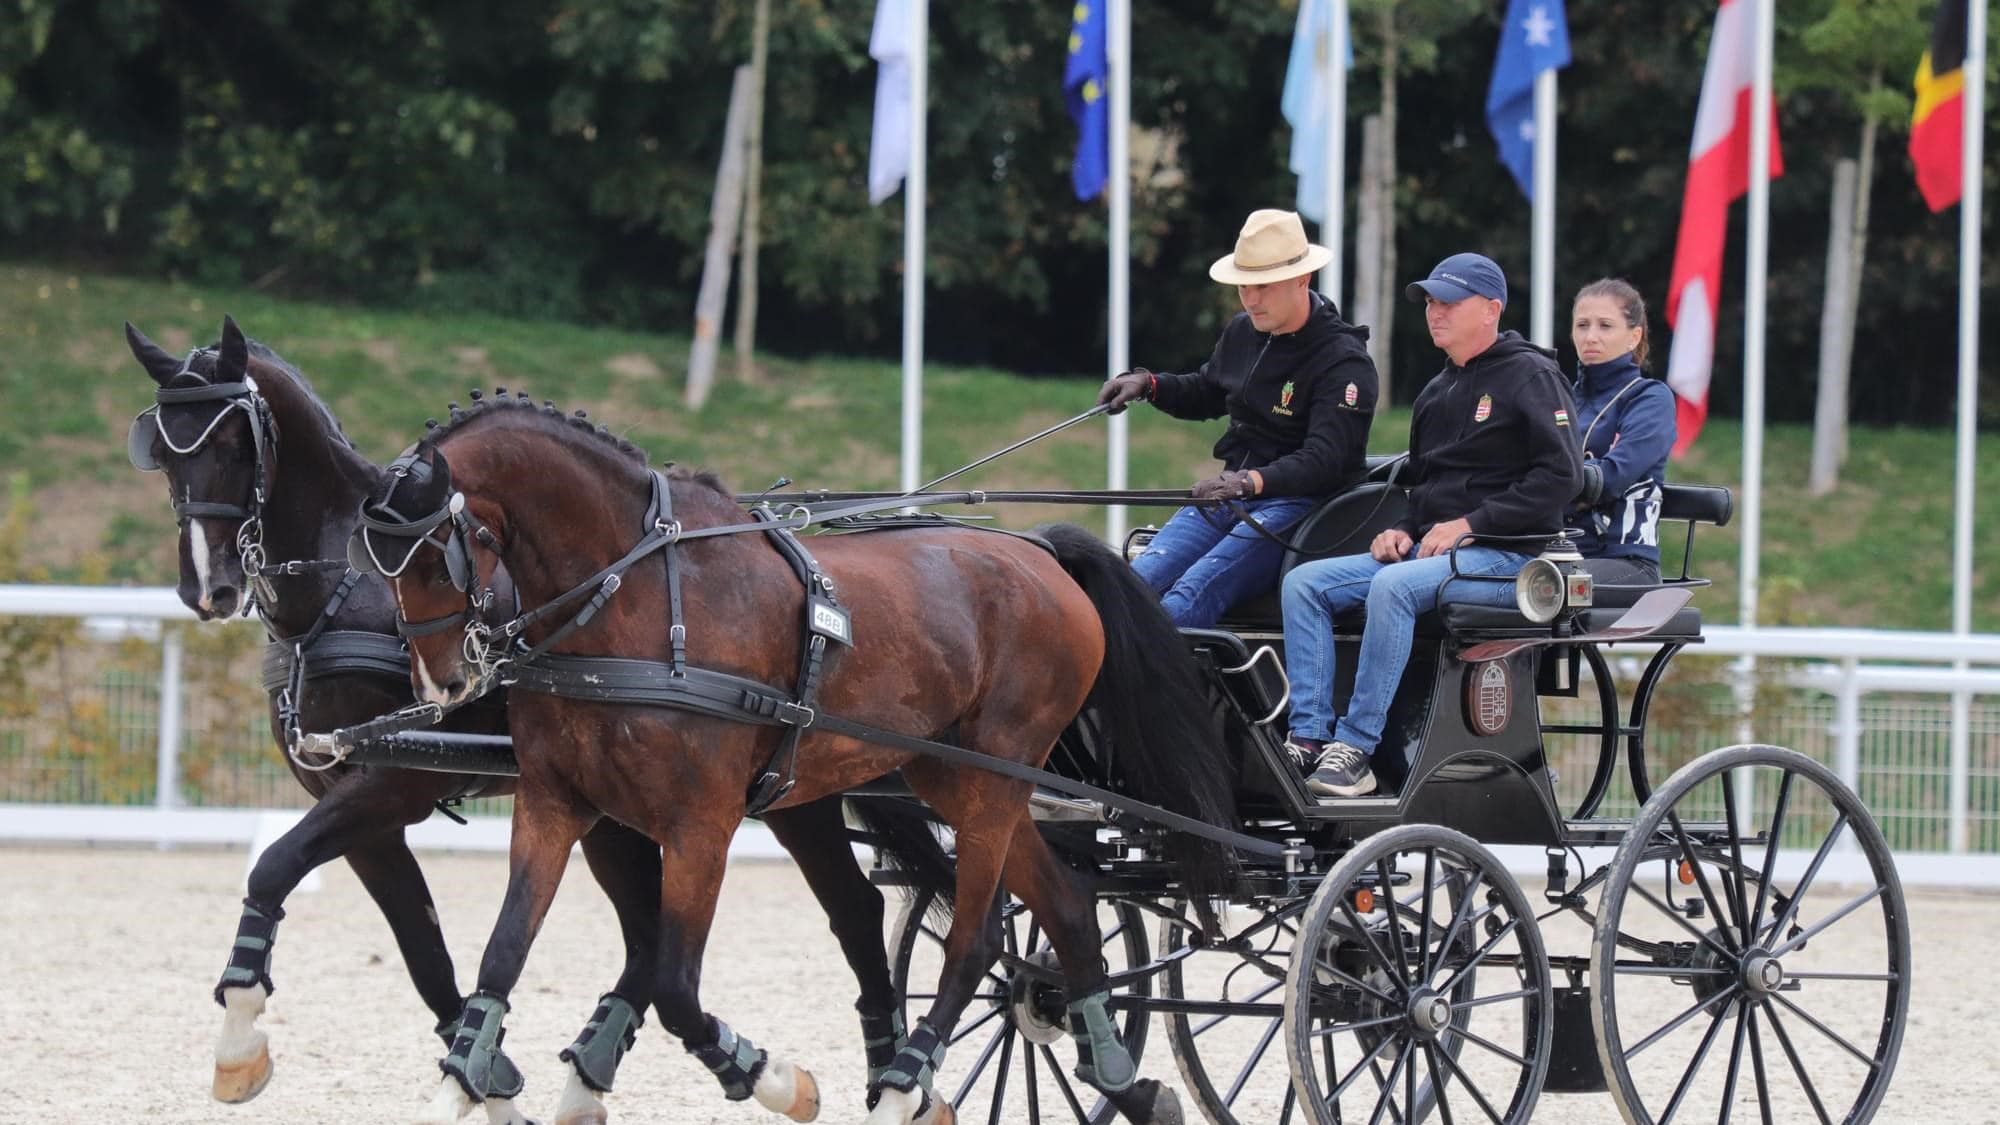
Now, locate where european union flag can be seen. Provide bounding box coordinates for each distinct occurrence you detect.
[1484,0,1571,200]
[1065,0,1109,201]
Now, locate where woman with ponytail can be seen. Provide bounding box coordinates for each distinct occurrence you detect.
[1568,279,1676,585]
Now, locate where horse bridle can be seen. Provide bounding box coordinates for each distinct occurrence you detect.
[349,455,510,678]
[127,358,289,612]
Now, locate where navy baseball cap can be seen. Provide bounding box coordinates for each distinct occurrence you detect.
[1405,253,1508,306]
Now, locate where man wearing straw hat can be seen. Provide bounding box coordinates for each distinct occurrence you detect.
[1096,208,1378,629]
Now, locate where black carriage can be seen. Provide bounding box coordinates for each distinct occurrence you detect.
[791,468,1911,1125]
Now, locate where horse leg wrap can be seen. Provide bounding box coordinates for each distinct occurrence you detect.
[558,992,643,1093]
[686,1016,767,1101]
[858,1003,908,1087]
[1066,989,1136,1093]
[869,1017,945,1102]
[435,1010,465,1049]
[213,898,284,1006]
[440,992,526,1102]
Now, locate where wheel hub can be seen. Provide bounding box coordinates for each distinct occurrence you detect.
[1007,950,1069,1045]
[1741,951,1784,995]
[1407,988,1453,1038]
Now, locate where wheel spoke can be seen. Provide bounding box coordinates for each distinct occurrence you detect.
[1308,960,1402,1007]
[1720,768,1755,948]
[1630,880,1738,962]
[1763,814,1850,944]
[1767,885,1886,960]
[1439,916,1520,994]
[950,1016,1009,1094]
[1192,978,1281,1037]
[1365,1039,1413,1125]
[948,1003,1005,1047]
[984,1028,1015,1125]
[1716,997,1751,1125]
[1418,849,1439,979]
[1223,1014,1283,1105]
[1761,1002,1837,1125]
[1423,1040,1457,1125]
[1610,963,1732,977]
[1746,1005,1776,1125]
[1652,997,1730,1125]
[1666,809,1740,954]
[1326,1032,1399,1103]
[1450,986,1539,1012]
[1782,969,1898,982]
[1036,1042,1094,1119]
[1431,1038,1509,1125]
[1433,870,1491,973]
[1750,770,1795,938]
[1453,1024,1529,1069]
[1626,984,1743,1060]
[1378,856,1415,985]
[1024,1038,1042,1123]
[1767,989,1882,1069]
[1308,1011,1411,1040]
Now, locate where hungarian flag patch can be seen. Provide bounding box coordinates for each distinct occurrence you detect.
[1554,409,1571,427]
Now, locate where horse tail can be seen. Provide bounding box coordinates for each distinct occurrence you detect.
[1034,523,1241,896]
[844,796,957,926]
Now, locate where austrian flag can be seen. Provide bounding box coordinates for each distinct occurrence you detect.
[1663,0,1783,457]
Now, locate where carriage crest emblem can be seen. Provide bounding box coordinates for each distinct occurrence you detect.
[1474,394,1493,423]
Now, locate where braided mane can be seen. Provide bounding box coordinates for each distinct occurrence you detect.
[420,388,728,495]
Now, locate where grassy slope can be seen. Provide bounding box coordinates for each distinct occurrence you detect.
[3,261,1992,630]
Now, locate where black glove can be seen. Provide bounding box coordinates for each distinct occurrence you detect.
[1095,368,1153,414]
[1191,469,1257,501]
[1577,461,1604,505]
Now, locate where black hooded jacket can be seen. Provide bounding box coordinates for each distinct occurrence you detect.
[1395,330,1582,542]
[1147,292,1378,497]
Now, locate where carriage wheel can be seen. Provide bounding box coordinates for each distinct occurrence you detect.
[1160,895,1347,1124]
[890,890,1153,1125]
[1590,743,1911,1124]
[1283,825,1553,1125]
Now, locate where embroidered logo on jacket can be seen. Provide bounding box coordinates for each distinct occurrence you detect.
[1272,380,1296,417]
[1344,382,1359,407]
[1554,408,1570,427]
[1474,394,1493,423]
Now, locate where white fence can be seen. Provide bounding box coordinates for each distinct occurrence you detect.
[2,585,1997,885]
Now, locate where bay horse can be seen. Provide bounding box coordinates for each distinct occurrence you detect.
[125,319,950,1125]
[355,392,1240,1125]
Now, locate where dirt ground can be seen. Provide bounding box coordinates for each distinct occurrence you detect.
[0,845,1988,1124]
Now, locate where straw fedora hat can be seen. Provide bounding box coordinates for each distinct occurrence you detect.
[1208,209,1333,285]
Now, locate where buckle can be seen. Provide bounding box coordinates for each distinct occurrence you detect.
[778,701,816,727]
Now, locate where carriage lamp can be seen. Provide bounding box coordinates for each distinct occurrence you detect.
[1122,526,1158,563]
[1514,534,1594,624]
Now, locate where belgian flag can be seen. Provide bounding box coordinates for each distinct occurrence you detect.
[1909,0,1968,211]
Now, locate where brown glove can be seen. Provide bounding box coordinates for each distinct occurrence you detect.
[1095,368,1154,414]
[1191,469,1258,501]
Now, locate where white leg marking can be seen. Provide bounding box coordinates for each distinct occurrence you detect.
[552,1064,608,1125]
[863,1085,922,1125]
[412,1075,475,1125]
[483,1095,534,1125]
[214,983,268,1065]
[189,519,215,612]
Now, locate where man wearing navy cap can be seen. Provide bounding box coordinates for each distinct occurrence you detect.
[1282,252,1582,798]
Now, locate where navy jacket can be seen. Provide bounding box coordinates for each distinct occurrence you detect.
[1568,355,1675,564]
[1148,293,1378,498]
[1395,331,1582,543]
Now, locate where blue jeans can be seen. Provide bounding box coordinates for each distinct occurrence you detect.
[1281,547,1531,755]
[1132,497,1317,628]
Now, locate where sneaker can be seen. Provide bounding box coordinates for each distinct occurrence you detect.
[1282,738,1325,773]
[1305,742,1378,798]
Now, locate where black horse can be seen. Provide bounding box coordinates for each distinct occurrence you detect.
[125,318,949,1124]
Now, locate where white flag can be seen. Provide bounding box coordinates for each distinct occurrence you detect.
[868,0,910,205]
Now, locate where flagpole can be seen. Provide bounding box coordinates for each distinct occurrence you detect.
[1948,0,1987,854]
[1739,0,1773,636]
[899,0,928,496]
[1106,0,1132,545]
[1320,0,1349,308]
[1530,68,1556,346]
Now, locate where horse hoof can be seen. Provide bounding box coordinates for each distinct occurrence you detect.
[753,1059,819,1122]
[915,1094,954,1125]
[484,1096,539,1125]
[1146,1086,1183,1125]
[211,1041,273,1103]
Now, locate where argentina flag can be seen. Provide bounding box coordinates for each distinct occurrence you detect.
[1484,0,1571,200]
[1065,0,1109,200]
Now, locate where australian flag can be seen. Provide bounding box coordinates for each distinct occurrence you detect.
[1065,0,1109,200]
[1485,0,1571,200]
